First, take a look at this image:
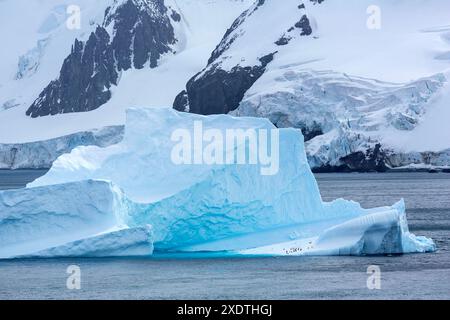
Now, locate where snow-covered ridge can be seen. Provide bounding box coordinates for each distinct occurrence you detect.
[175,0,450,171]
[0,0,252,144]
[0,108,434,259]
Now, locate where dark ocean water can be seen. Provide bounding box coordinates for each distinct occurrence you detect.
[0,171,449,300]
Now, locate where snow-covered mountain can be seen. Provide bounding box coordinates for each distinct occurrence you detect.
[0,0,252,142]
[0,0,252,167]
[1,0,450,171]
[26,0,178,117]
[174,0,450,171]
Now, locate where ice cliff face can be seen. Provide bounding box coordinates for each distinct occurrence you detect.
[233,70,448,171]
[26,0,179,117]
[235,71,446,136]
[0,126,124,169]
[0,108,435,258]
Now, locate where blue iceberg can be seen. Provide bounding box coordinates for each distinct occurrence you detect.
[0,108,435,258]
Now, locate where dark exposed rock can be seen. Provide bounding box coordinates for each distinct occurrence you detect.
[173,91,189,112]
[294,15,313,36]
[170,9,181,22]
[302,127,324,142]
[173,0,283,115]
[27,27,117,117]
[173,0,322,117]
[275,35,291,46]
[174,53,275,115]
[105,0,175,70]
[313,144,390,173]
[27,0,177,118]
[312,144,450,173]
[340,144,389,172]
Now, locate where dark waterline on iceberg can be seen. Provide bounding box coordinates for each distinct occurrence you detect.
[0,171,449,299]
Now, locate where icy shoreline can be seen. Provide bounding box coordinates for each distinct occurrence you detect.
[2,130,449,173]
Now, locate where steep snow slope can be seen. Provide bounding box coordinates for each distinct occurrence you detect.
[175,0,450,171]
[0,0,252,143]
[0,0,107,115]
[26,0,179,118]
[0,108,434,258]
[381,78,450,153]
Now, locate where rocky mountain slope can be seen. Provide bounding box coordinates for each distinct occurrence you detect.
[26,0,178,117]
[0,0,252,143]
[174,0,450,171]
[0,0,449,171]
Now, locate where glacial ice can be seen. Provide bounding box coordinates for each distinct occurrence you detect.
[0,180,134,258]
[232,69,448,170]
[0,108,435,258]
[0,126,124,169]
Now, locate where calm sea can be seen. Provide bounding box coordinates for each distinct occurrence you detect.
[0,171,449,300]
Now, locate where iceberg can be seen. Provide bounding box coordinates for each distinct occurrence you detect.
[0,180,135,258]
[0,108,435,259]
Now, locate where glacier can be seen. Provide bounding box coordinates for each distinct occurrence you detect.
[0,126,124,169]
[0,108,435,259]
[174,0,450,171]
[232,69,450,171]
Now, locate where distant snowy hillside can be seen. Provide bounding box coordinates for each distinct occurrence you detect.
[174,0,450,171]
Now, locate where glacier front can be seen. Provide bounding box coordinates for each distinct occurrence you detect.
[0,108,435,259]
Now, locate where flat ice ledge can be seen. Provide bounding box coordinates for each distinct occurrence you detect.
[239,200,436,256]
